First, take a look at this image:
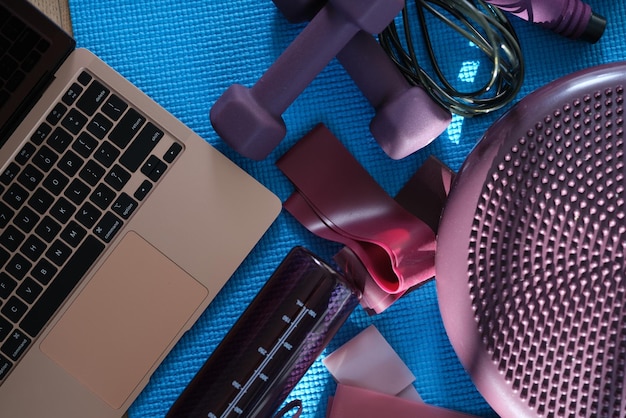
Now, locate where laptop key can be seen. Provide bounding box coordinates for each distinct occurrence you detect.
[141,156,167,182]
[31,123,51,145]
[87,113,113,139]
[0,248,8,269]
[75,201,102,229]
[77,71,91,86]
[45,240,71,267]
[1,296,27,323]
[61,108,87,135]
[79,160,105,186]
[111,193,137,219]
[0,161,19,184]
[0,201,14,228]
[64,178,90,205]
[90,183,116,209]
[76,80,109,116]
[20,235,105,337]
[102,94,128,121]
[58,150,84,177]
[13,206,39,233]
[46,103,67,126]
[1,329,31,361]
[28,188,54,214]
[16,278,42,305]
[93,212,123,243]
[49,197,76,224]
[119,122,163,172]
[16,163,43,190]
[104,164,131,191]
[35,39,49,53]
[94,141,120,168]
[61,83,83,106]
[0,273,17,299]
[5,253,31,280]
[30,258,57,286]
[15,142,36,165]
[19,235,46,261]
[108,108,145,148]
[0,225,25,251]
[0,354,11,381]
[163,142,183,163]
[0,55,16,80]
[60,221,87,247]
[0,316,11,341]
[47,127,73,154]
[3,183,28,209]
[5,70,24,92]
[34,216,61,244]
[2,16,25,42]
[72,132,98,158]
[33,145,58,172]
[134,180,152,201]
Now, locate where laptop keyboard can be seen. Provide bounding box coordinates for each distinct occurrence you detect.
[0,70,183,384]
[0,4,49,108]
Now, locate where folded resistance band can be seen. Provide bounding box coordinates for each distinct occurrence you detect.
[276,124,452,313]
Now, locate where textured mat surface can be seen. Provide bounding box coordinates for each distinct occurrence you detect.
[66,1,625,417]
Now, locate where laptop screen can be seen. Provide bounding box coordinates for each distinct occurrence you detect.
[0,0,74,147]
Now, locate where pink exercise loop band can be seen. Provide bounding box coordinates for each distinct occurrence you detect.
[277,124,440,312]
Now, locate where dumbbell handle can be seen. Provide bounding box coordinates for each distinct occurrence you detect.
[274,0,427,117]
[485,0,606,43]
[336,31,410,110]
[255,7,365,115]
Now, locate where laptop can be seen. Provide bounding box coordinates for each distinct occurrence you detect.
[0,1,281,417]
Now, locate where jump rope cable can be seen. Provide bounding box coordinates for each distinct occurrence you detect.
[379,0,525,117]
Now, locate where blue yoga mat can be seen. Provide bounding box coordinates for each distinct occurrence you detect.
[66,1,625,417]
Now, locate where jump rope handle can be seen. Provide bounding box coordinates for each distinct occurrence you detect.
[485,0,606,43]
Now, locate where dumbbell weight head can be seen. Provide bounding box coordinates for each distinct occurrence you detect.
[337,31,451,159]
[370,87,452,159]
[210,84,286,160]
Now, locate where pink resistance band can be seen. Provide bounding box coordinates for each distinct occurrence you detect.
[276,124,451,313]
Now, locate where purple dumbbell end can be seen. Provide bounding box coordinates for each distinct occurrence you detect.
[371,87,452,159]
[210,84,286,160]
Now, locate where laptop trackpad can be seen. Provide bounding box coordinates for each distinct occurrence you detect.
[40,231,208,409]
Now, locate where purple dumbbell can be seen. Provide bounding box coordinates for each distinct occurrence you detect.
[273,0,452,159]
[485,0,606,43]
[210,0,404,160]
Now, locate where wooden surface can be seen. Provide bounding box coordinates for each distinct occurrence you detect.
[28,0,73,34]
[26,2,133,418]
